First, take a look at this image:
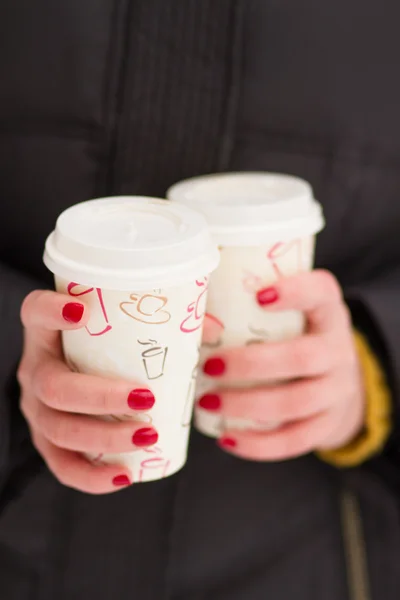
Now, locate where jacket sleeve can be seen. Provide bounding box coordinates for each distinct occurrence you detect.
[346,267,400,401]
[0,263,43,494]
[345,267,400,480]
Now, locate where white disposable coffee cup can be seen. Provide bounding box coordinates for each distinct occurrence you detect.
[167,173,325,438]
[44,196,219,481]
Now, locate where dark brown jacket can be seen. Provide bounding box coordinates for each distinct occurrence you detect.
[1,2,400,598]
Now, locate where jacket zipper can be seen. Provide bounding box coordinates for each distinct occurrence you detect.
[340,489,372,600]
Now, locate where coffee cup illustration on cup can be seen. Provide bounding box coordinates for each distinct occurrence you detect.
[138,339,168,380]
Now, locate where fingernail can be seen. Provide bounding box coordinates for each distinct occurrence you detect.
[218,437,237,449]
[112,474,131,487]
[198,393,221,411]
[132,427,158,447]
[128,389,155,411]
[257,287,279,306]
[62,302,84,323]
[203,357,226,377]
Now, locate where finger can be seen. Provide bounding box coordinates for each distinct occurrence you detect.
[198,376,335,423]
[31,429,133,494]
[202,333,340,382]
[202,313,224,347]
[21,395,159,454]
[217,411,335,462]
[32,355,156,415]
[256,270,350,333]
[21,290,89,351]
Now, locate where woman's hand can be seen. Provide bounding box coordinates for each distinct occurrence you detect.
[18,290,158,494]
[199,270,366,461]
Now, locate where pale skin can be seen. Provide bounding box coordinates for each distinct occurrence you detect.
[18,270,365,494]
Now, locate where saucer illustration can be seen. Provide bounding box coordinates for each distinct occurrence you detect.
[120,293,171,325]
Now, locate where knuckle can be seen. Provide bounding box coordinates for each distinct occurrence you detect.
[21,395,40,428]
[19,395,29,421]
[101,425,118,454]
[43,414,69,448]
[340,304,352,329]
[268,432,297,460]
[54,464,73,488]
[35,364,60,406]
[288,339,324,374]
[315,270,343,302]
[308,338,332,372]
[81,471,106,495]
[300,385,325,414]
[280,384,320,419]
[277,391,297,419]
[278,422,316,458]
[96,383,115,414]
[326,334,348,368]
[20,291,39,327]
[288,430,311,457]
[17,360,30,388]
[313,339,333,372]
[30,431,41,454]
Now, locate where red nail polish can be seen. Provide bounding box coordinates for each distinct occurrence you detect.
[62,302,84,323]
[218,437,237,449]
[128,389,155,410]
[132,427,158,447]
[203,357,226,377]
[198,394,221,411]
[112,474,131,487]
[257,287,279,306]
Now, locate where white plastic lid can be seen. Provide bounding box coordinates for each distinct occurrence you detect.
[44,196,220,290]
[167,172,325,246]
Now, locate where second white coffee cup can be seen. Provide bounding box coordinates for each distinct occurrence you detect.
[167,172,325,438]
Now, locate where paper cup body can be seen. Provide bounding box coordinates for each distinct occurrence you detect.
[44,197,219,480]
[167,173,324,438]
[194,238,315,436]
[56,276,207,482]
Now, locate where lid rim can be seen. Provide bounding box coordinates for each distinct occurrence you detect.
[44,241,220,291]
[44,196,220,289]
[167,172,324,239]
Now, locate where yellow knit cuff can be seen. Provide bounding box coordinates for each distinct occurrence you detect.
[317,330,392,468]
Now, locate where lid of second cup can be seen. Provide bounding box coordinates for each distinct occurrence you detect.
[167,172,324,246]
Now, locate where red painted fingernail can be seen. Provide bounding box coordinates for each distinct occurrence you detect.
[128,389,155,410]
[257,287,279,306]
[62,302,84,323]
[203,357,226,377]
[198,393,221,411]
[218,437,237,449]
[132,427,158,447]
[112,474,131,487]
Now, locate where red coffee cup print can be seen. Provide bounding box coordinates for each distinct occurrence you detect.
[67,282,112,336]
[180,278,209,334]
[267,239,303,279]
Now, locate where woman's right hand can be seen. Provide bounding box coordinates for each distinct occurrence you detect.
[17,290,159,494]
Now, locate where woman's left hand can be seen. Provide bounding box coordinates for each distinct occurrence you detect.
[199,270,366,461]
